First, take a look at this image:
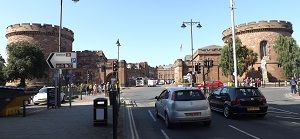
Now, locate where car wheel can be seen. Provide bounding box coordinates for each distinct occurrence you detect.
[203,120,211,126]
[165,113,173,129]
[223,105,232,118]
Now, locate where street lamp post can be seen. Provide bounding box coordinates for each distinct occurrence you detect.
[56,0,79,108]
[181,19,202,87]
[112,39,121,139]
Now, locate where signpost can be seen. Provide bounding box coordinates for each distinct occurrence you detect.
[47,52,77,69]
[46,52,77,108]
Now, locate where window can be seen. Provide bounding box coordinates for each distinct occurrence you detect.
[213,88,222,95]
[260,41,268,60]
[221,88,228,94]
[158,90,167,99]
[236,88,262,98]
[174,90,205,101]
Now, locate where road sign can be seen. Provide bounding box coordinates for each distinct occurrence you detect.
[47,52,77,69]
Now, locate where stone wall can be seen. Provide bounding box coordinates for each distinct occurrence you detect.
[222,20,293,81]
[5,23,74,86]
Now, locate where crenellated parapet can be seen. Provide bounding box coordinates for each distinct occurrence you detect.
[6,23,74,41]
[222,20,293,41]
[174,59,184,67]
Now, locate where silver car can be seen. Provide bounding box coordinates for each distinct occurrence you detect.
[155,87,211,128]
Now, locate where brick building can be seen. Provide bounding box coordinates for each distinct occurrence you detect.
[222,20,293,82]
[157,64,174,84]
[5,23,74,86]
[173,20,294,84]
[5,23,153,87]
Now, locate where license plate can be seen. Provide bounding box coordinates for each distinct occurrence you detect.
[185,112,201,116]
[247,107,260,111]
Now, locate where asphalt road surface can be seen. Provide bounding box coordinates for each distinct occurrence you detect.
[121,85,300,139]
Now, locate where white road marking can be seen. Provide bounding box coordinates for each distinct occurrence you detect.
[228,125,261,139]
[275,116,300,120]
[268,110,300,115]
[269,107,300,115]
[127,107,135,139]
[148,110,157,122]
[129,107,140,139]
[291,122,300,125]
[160,129,170,139]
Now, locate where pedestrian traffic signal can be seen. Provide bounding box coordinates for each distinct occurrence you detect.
[113,60,118,72]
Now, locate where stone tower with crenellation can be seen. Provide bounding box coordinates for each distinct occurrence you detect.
[5,23,74,86]
[222,20,293,82]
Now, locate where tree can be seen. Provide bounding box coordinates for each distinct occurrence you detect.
[0,54,6,85]
[219,38,258,78]
[273,35,300,78]
[5,41,48,87]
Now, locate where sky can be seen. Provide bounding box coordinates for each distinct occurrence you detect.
[0,0,299,67]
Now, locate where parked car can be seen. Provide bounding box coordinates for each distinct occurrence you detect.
[207,86,268,118]
[32,87,66,105]
[154,87,211,128]
[197,80,223,90]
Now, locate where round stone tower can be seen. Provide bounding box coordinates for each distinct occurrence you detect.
[222,20,293,82]
[5,23,74,85]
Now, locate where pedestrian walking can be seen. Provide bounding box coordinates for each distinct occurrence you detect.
[93,84,97,95]
[290,77,297,94]
[297,78,300,96]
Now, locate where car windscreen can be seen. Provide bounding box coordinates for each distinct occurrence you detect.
[39,88,47,93]
[236,88,263,98]
[174,90,205,101]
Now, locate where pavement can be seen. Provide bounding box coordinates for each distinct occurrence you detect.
[0,93,124,139]
[286,92,300,100]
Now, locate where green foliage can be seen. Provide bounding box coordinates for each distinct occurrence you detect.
[0,54,6,85]
[5,41,48,87]
[274,35,300,77]
[220,38,258,77]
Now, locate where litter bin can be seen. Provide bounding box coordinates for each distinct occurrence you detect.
[93,97,108,126]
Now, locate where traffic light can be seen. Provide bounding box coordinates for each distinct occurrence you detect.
[204,59,208,67]
[197,62,201,74]
[208,59,213,67]
[113,60,118,72]
[195,63,199,72]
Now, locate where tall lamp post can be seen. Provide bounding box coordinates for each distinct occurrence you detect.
[56,0,79,108]
[181,19,202,87]
[116,39,121,88]
[230,0,238,87]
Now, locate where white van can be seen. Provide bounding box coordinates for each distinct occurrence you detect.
[147,80,157,87]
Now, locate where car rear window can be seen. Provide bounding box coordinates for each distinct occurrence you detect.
[174,90,205,101]
[236,88,263,98]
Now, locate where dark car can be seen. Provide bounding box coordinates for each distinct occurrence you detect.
[207,86,268,118]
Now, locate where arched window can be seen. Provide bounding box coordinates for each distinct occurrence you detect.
[260,41,268,60]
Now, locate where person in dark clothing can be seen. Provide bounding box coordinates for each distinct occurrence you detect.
[290,77,297,94]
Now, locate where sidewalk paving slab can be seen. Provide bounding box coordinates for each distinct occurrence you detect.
[0,93,124,139]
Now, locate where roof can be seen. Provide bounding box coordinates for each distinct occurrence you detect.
[167,87,200,92]
[198,45,222,50]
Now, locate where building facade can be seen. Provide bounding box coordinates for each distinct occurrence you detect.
[173,20,293,84]
[5,23,74,86]
[222,20,293,82]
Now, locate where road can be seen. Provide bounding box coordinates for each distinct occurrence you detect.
[121,86,300,139]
